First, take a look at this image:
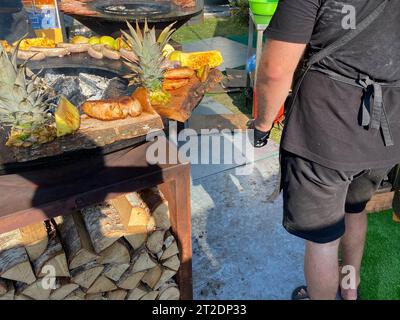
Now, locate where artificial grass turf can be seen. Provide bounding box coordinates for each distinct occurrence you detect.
[172,16,248,44]
[360,210,400,300]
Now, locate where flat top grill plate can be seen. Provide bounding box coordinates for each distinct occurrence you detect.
[99,2,171,16]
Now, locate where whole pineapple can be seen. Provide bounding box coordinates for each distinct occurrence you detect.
[121,21,176,106]
[0,44,56,148]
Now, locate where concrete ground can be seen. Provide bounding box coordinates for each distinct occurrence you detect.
[189,137,305,300]
[183,35,306,300]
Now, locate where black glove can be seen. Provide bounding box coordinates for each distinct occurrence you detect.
[247,120,271,148]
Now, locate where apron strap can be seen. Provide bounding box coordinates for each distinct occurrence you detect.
[311,68,400,147]
[307,0,389,67]
[285,0,390,123]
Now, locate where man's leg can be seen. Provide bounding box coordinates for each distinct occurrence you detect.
[339,211,368,300]
[305,239,341,300]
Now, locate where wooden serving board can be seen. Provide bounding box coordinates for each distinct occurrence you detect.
[0,111,164,165]
[152,68,224,123]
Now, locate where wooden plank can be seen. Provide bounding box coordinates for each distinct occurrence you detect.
[153,69,223,122]
[0,111,163,164]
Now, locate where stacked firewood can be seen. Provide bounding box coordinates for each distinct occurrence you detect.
[0,188,180,300]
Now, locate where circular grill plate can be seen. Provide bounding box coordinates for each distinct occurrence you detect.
[98,2,171,16]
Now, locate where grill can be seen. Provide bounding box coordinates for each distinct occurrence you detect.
[0,58,166,175]
[60,0,204,35]
[98,2,172,17]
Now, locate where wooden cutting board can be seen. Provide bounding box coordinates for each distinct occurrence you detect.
[152,68,224,123]
[0,110,163,165]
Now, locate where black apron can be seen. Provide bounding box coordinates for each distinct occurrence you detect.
[285,0,400,147]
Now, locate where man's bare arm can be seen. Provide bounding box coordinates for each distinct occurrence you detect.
[254,40,307,132]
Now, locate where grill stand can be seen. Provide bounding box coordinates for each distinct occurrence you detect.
[0,136,193,300]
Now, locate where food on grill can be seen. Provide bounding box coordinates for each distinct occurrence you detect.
[121,21,176,106]
[164,67,195,80]
[57,43,90,53]
[119,48,138,62]
[173,0,196,8]
[71,35,89,44]
[88,36,101,46]
[0,44,56,148]
[100,36,117,50]
[169,50,223,70]
[16,50,46,61]
[55,96,81,137]
[28,47,70,58]
[14,38,56,51]
[163,79,190,91]
[82,97,143,121]
[0,40,11,53]
[87,45,104,59]
[115,37,130,51]
[102,46,121,60]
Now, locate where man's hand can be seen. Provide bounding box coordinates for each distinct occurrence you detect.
[247,119,271,148]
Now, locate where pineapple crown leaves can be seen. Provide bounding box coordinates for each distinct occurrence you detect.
[121,20,177,90]
[0,41,52,130]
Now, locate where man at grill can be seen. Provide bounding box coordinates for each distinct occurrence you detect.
[250,0,400,299]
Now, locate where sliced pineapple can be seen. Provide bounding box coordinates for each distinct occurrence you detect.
[169,50,223,70]
[55,96,81,137]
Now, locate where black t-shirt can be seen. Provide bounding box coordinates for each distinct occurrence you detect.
[265,0,400,170]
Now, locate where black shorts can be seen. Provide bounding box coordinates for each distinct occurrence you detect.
[281,150,393,244]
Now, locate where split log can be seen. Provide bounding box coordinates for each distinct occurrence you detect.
[140,291,159,300]
[15,279,52,300]
[0,278,7,296]
[86,275,117,294]
[33,236,70,277]
[158,285,180,300]
[111,193,155,234]
[0,280,14,300]
[19,222,48,261]
[86,293,106,300]
[131,251,157,273]
[50,279,79,300]
[107,289,128,300]
[146,230,165,254]
[162,255,180,272]
[70,261,104,289]
[141,265,162,289]
[103,263,130,282]
[98,240,130,265]
[154,269,177,290]
[81,203,126,253]
[0,229,36,284]
[161,240,179,261]
[54,212,98,269]
[64,289,86,300]
[127,284,149,300]
[117,268,145,290]
[140,188,171,230]
[124,233,147,250]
